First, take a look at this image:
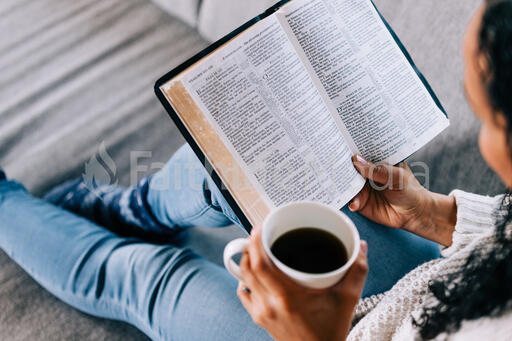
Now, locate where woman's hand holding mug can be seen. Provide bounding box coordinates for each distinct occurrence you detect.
[237,226,368,341]
[223,202,368,341]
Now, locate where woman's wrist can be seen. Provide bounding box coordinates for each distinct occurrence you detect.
[404,191,457,247]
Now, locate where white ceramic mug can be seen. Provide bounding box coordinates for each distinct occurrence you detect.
[223,202,360,289]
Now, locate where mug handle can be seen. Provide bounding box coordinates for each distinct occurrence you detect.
[223,238,250,281]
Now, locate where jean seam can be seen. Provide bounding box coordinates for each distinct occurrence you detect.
[176,202,219,226]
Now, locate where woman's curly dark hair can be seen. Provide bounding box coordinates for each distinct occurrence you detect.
[414,0,512,339]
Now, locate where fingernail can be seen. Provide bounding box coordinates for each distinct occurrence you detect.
[349,197,359,211]
[355,155,370,166]
[361,240,368,255]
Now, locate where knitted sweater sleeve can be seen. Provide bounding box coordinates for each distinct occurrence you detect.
[441,190,501,258]
[352,190,502,325]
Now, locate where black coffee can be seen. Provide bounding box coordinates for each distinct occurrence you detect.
[270,228,348,274]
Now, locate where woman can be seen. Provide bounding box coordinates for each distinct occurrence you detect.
[0,0,511,340]
[237,0,512,337]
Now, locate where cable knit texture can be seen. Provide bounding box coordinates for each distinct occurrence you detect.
[348,190,512,340]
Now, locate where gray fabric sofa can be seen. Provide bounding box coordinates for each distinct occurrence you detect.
[0,0,504,340]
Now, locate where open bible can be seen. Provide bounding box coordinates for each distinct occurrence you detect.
[155,0,449,230]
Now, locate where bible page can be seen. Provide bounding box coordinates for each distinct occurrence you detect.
[277,0,449,165]
[160,14,365,223]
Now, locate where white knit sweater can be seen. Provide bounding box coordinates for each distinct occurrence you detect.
[348,190,512,340]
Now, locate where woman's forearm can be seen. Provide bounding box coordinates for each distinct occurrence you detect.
[404,192,457,247]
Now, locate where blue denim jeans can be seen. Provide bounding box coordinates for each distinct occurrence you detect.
[0,144,440,340]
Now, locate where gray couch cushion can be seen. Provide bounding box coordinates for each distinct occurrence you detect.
[0,0,207,197]
[198,0,278,42]
[152,0,201,27]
